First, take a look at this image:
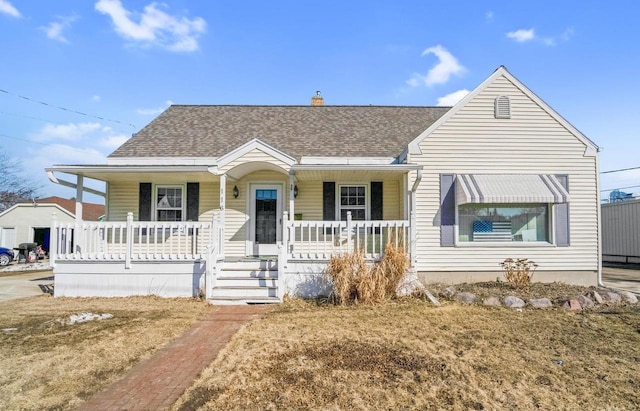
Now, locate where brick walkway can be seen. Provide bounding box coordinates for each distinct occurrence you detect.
[77,305,270,411]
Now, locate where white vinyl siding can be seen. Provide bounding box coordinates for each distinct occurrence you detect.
[224,170,287,257]
[410,74,598,272]
[219,148,291,175]
[107,181,139,221]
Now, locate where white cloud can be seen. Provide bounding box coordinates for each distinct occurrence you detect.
[30,121,129,154]
[40,15,79,43]
[507,27,574,46]
[0,0,20,18]
[485,11,494,22]
[437,89,470,106]
[95,0,206,52]
[99,134,130,149]
[91,95,101,102]
[561,27,574,42]
[136,100,173,115]
[406,45,465,87]
[32,122,103,142]
[506,28,535,42]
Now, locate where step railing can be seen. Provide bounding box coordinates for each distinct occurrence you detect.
[286,212,410,260]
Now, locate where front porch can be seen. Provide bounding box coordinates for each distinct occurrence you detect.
[50,213,412,302]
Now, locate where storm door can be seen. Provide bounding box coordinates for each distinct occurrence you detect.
[248,184,282,256]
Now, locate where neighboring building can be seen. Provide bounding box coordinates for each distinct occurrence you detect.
[601,199,640,264]
[45,66,601,302]
[0,197,104,251]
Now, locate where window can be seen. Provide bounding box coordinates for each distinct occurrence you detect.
[339,185,367,221]
[458,203,549,243]
[156,186,183,221]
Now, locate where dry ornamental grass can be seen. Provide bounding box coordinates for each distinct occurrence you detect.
[0,295,210,410]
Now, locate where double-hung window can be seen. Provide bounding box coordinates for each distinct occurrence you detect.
[339,185,367,221]
[156,186,183,221]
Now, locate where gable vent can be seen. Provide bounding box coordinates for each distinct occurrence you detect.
[494,95,511,119]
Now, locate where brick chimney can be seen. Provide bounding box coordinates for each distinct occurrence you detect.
[311,90,324,106]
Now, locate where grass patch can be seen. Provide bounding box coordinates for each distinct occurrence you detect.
[174,291,640,410]
[0,295,210,410]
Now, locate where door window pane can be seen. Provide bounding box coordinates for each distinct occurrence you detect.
[255,189,277,244]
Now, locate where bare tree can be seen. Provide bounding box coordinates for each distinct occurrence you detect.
[0,154,41,212]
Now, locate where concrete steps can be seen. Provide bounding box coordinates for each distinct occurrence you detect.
[209,259,280,305]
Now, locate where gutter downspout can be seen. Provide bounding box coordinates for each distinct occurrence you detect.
[409,169,423,266]
[595,149,604,287]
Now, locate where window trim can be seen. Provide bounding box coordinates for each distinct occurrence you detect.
[336,183,369,221]
[153,184,185,222]
[454,202,554,247]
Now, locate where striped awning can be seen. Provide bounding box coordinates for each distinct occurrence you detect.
[456,174,569,204]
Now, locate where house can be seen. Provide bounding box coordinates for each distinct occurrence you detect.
[601,199,640,264]
[0,196,104,252]
[45,66,602,303]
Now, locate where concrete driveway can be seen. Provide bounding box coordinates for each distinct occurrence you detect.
[0,270,53,302]
[602,264,640,294]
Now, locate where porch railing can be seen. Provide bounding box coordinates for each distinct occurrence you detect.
[285,212,410,260]
[50,212,217,265]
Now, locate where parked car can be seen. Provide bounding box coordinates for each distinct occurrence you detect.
[0,247,14,266]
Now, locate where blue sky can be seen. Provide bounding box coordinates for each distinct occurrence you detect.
[0,0,638,204]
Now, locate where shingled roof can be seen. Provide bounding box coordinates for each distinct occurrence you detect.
[33,196,105,221]
[110,105,451,160]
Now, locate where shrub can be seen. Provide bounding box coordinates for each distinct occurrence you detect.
[500,258,538,291]
[324,243,409,305]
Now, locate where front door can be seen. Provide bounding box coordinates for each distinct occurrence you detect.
[248,184,282,256]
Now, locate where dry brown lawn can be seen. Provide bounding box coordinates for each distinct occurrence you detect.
[174,290,640,410]
[0,295,210,410]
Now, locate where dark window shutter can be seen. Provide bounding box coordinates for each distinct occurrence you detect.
[323,182,336,221]
[440,174,455,246]
[139,183,152,221]
[554,175,570,246]
[186,183,199,221]
[370,182,383,220]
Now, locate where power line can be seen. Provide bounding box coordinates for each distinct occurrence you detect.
[601,184,640,192]
[0,88,137,129]
[601,166,640,174]
[0,131,108,156]
[0,110,133,137]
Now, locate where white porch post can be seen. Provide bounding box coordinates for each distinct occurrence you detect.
[74,175,84,254]
[75,175,84,223]
[346,211,352,254]
[219,174,226,257]
[289,173,295,221]
[288,172,295,251]
[50,213,57,268]
[125,212,133,269]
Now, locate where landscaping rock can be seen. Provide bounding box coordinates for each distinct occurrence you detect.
[601,291,622,304]
[503,296,525,308]
[397,272,426,297]
[440,286,457,299]
[483,296,501,307]
[586,290,603,305]
[529,298,553,309]
[576,295,595,309]
[561,298,582,311]
[618,291,638,304]
[456,292,477,304]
